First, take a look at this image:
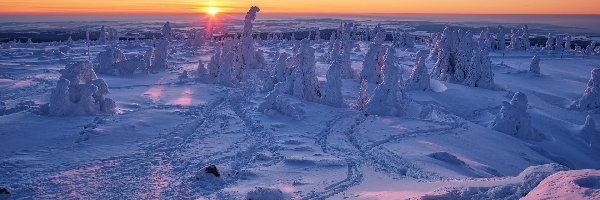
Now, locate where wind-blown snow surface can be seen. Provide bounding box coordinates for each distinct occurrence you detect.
[1,29,599,199]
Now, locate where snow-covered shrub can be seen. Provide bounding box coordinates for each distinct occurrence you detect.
[529,55,541,75]
[364,48,405,116]
[406,50,430,91]
[420,163,567,200]
[49,61,117,116]
[585,41,597,55]
[96,47,145,75]
[491,92,542,140]
[259,83,306,120]
[245,187,290,200]
[545,33,555,50]
[574,68,600,111]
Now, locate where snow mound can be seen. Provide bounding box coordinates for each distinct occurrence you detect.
[523,169,600,200]
[420,163,567,200]
[245,187,291,200]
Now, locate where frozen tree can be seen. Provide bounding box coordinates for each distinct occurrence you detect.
[360,30,386,84]
[321,58,344,107]
[257,69,275,92]
[565,34,572,50]
[150,39,169,71]
[406,50,430,91]
[218,51,235,87]
[529,55,541,75]
[340,41,357,79]
[238,6,265,69]
[162,22,173,40]
[206,49,221,81]
[96,47,126,74]
[98,26,107,43]
[555,35,564,51]
[464,47,495,89]
[49,61,116,116]
[574,68,600,111]
[272,52,290,84]
[287,40,321,102]
[496,25,506,50]
[259,83,285,113]
[356,79,369,111]
[364,48,405,116]
[315,28,321,41]
[393,30,415,49]
[579,115,598,149]
[545,33,555,50]
[491,92,541,140]
[430,27,495,88]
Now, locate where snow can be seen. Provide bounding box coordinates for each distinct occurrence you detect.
[524,169,600,200]
[1,9,600,199]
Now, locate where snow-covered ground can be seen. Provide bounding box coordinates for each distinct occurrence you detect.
[1,13,600,200]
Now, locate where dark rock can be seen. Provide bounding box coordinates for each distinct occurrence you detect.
[205,165,220,177]
[0,188,10,195]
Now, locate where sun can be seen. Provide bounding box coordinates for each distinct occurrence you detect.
[205,7,219,16]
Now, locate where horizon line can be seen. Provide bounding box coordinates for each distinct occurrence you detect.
[1,12,600,16]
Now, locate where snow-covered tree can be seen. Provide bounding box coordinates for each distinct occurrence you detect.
[574,68,600,111]
[529,55,541,75]
[96,47,127,74]
[196,60,208,81]
[340,41,357,79]
[491,92,541,140]
[287,40,321,102]
[206,49,221,81]
[98,26,107,43]
[356,79,369,111]
[364,48,405,116]
[321,58,344,107]
[143,47,154,73]
[496,25,506,50]
[218,51,235,87]
[162,22,173,40]
[150,39,169,71]
[579,115,598,149]
[239,6,265,69]
[406,50,430,91]
[360,31,386,84]
[430,27,495,89]
[565,34,572,50]
[272,52,290,84]
[586,41,597,55]
[49,61,117,116]
[545,33,555,50]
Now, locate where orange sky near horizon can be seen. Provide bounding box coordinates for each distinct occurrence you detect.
[0,0,599,15]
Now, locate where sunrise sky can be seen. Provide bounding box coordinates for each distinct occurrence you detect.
[0,0,599,15]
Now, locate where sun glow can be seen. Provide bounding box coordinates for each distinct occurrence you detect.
[205,7,219,16]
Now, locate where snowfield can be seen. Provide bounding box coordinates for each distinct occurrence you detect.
[1,9,600,200]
